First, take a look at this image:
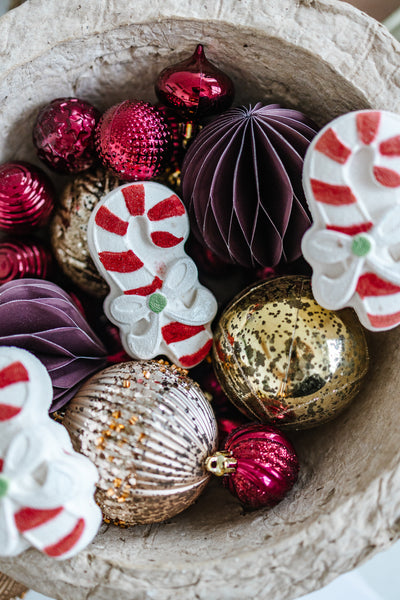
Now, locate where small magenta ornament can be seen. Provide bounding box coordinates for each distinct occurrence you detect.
[33,97,100,174]
[0,238,52,284]
[206,423,299,509]
[0,162,54,233]
[95,100,172,181]
[155,44,234,120]
[302,109,400,331]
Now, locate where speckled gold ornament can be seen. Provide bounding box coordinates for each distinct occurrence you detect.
[63,360,218,525]
[50,168,120,296]
[212,276,369,430]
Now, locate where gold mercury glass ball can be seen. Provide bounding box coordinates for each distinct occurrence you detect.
[212,275,369,430]
[50,167,120,296]
[63,360,218,525]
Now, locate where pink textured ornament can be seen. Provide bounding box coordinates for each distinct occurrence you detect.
[155,44,234,119]
[206,423,299,509]
[0,161,54,233]
[95,100,173,181]
[0,238,52,284]
[33,97,100,174]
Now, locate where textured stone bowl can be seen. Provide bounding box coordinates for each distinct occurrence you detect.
[1,1,400,599]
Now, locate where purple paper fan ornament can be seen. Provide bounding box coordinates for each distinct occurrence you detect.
[181,103,319,268]
[0,278,108,411]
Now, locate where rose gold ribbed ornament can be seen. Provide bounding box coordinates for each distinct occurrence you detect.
[63,360,218,525]
[0,572,28,600]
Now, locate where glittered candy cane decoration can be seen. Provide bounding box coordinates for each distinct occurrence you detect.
[88,181,218,367]
[302,110,400,331]
[0,346,101,559]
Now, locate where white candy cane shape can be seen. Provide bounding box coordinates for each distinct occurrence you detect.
[302,110,400,331]
[88,181,217,367]
[0,347,102,559]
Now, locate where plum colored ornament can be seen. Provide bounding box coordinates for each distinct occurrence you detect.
[33,97,100,174]
[0,278,108,411]
[63,360,218,525]
[0,161,54,233]
[186,235,233,277]
[181,103,318,268]
[155,44,234,119]
[0,238,52,284]
[95,100,172,181]
[50,168,120,297]
[213,275,369,429]
[206,423,299,509]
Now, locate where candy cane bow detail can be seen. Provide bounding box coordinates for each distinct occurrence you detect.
[88,181,218,367]
[302,110,400,331]
[0,347,102,559]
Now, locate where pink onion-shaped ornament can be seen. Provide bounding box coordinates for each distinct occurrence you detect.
[0,161,55,233]
[0,278,108,411]
[182,103,318,268]
[155,44,235,120]
[206,423,299,509]
[95,100,173,181]
[33,97,100,174]
[0,238,53,284]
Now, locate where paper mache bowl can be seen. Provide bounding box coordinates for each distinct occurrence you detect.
[0,1,400,599]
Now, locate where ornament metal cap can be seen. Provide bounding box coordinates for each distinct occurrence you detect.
[205,451,237,477]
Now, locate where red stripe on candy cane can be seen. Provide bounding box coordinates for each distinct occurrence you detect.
[14,507,64,532]
[44,518,85,558]
[0,459,3,472]
[122,184,145,216]
[373,166,400,188]
[356,273,400,299]
[357,112,381,145]
[310,180,357,205]
[326,222,373,236]
[147,195,185,221]
[124,276,163,296]
[98,250,144,273]
[380,135,400,157]
[367,311,400,329]
[151,231,184,248]
[0,362,29,389]
[179,339,213,368]
[162,322,205,345]
[0,405,22,421]
[315,128,352,164]
[95,206,129,236]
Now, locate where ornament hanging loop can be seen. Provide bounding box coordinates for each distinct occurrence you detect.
[205,451,237,477]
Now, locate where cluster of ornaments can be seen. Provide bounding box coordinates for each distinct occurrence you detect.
[1,42,398,563]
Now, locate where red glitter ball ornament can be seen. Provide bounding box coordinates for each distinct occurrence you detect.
[155,44,235,119]
[207,423,299,509]
[33,97,100,173]
[0,238,52,284]
[0,161,54,233]
[95,100,173,181]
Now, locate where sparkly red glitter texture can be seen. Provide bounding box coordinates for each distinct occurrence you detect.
[0,162,54,233]
[155,44,234,119]
[95,100,173,181]
[223,423,299,509]
[33,97,100,174]
[0,238,52,284]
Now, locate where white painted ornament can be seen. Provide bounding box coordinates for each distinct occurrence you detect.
[302,109,400,331]
[0,346,102,559]
[88,181,218,367]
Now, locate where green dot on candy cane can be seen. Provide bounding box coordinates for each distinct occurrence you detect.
[0,476,9,499]
[351,235,371,257]
[148,293,167,313]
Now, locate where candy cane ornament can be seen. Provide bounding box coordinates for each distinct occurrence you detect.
[0,347,102,559]
[88,181,218,367]
[302,109,400,331]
